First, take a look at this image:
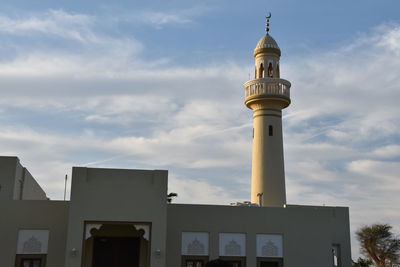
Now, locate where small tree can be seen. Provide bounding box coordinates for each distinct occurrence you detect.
[356,224,400,267]
[352,257,372,267]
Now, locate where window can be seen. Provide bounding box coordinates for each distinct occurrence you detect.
[186,260,204,267]
[182,256,208,267]
[258,63,264,78]
[15,230,48,267]
[21,259,41,267]
[15,255,46,267]
[332,244,341,267]
[181,232,209,267]
[267,63,273,77]
[268,125,273,136]
[256,234,283,267]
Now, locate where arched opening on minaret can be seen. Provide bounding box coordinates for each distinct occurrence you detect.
[268,63,273,78]
[258,63,264,78]
[276,63,280,78]
[255,66,257,79]
[269,125,273,136]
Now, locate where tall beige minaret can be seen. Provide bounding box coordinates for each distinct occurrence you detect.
[244,15,291,207]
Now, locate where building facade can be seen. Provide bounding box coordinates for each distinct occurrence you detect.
[0,21,352,267]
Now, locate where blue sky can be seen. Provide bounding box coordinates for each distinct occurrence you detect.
[1,0,400,260]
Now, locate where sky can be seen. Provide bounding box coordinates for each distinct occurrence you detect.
[0,0,399,260]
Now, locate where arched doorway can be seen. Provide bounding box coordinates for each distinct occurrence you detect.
[83,223,150,267]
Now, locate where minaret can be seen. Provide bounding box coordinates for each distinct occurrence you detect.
[244,15,291,207]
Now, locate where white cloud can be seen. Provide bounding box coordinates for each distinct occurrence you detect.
[0,10,94,41]
[0,9,144,79]
[104,6,209,29]
[168,174,236,205]
[134,11,193,27]
[370,145,400,159]
[377,24,400,53]
[348,160,400,187]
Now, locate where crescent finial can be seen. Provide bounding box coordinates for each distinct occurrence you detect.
[265,12,271,33]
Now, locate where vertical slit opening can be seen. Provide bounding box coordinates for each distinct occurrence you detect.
[268,62,273,77]
[258,63,264,78]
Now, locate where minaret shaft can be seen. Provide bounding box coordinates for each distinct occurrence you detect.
[251,108,286,206]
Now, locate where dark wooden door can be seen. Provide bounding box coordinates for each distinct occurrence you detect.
[92,237,140,267]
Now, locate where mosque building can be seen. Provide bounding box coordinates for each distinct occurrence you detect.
[0,18,351,267]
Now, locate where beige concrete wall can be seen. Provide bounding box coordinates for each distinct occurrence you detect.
[0,156,47,201]
[21,168,48,200]
[166,204,351,267]
[0,156,18,200]
[0,200,69,267]
[12,158,24,199]
[64,167,168,267]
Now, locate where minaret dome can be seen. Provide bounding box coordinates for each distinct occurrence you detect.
[253,33,282,80]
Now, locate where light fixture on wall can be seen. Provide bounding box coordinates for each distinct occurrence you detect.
[71,248,78,257]
[155,249,161,257]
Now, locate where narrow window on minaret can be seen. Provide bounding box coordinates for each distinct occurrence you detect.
[269,125,273,136]
[268,63,273,77]
[276,64,280,77]
[258,63,264,78]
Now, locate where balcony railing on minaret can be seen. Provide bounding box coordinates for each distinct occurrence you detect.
[244,78,291,101]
